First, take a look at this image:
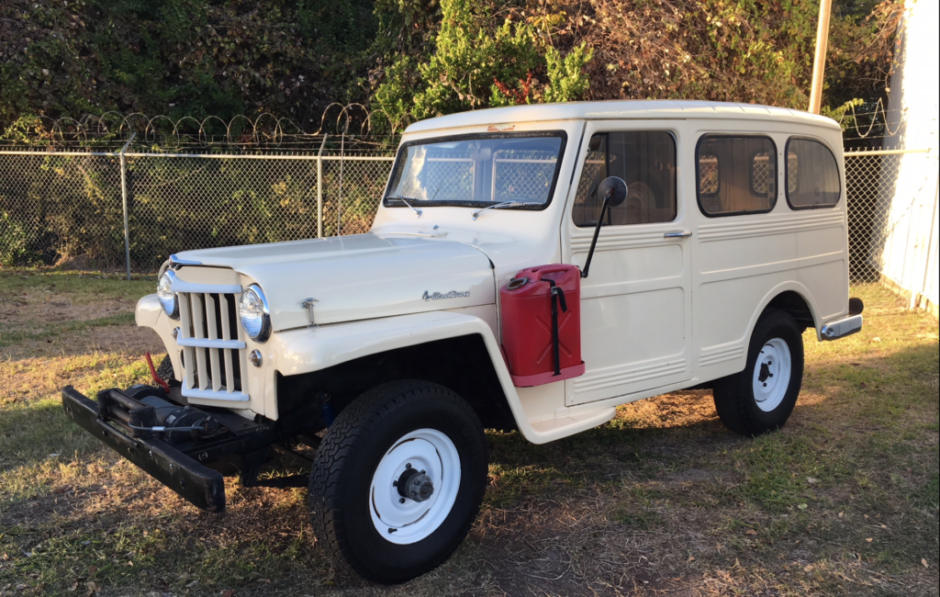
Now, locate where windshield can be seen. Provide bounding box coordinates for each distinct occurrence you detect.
[384,133,566,208]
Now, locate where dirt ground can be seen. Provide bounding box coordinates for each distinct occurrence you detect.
[1,270,937,597]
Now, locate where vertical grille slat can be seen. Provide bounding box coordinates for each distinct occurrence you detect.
[205,293,222,392]
[178,294,196,391]
[220,295,235,395]
[190,293,209,390]
[176,286,249,403]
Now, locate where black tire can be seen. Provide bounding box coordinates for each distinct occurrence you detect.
[713,310,804,436]
[156,355,175,383]
[309,380,488,584]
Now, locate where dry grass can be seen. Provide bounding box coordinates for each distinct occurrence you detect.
[1,269,937,597]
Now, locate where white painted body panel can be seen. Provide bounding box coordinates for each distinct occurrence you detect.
[136,101,852,444]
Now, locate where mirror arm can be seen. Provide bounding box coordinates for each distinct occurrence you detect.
[580,193,612,279]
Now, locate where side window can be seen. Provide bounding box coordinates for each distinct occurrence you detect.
[573,131,677,227]
[786,138,841,209]
[696,135,778,216]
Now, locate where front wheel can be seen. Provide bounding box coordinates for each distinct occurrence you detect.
[713,310,805,436]
[308,381,488,584]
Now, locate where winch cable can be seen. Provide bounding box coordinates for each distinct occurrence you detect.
[127,423,207,433]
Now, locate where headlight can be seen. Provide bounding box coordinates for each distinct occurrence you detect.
[238,284,271,342]
[157,271,179,319]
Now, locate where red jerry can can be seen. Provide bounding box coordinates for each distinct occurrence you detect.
[500,264,585,387]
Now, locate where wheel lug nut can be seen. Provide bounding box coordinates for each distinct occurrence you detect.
[420,470,426,475]
[405,463,412,469]
[399,497,405,504]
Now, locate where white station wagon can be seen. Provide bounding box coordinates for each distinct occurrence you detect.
[63,100,864,583]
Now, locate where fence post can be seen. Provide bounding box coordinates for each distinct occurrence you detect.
[119,133,136,281]
[317,134,327,239]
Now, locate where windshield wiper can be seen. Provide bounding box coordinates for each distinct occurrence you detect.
[386,196,423,218]
[471,200,541,221]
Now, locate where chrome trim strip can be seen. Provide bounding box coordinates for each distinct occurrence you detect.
[176,337,246,350]
[181,379,250,402]
[821,315,863,341]
[169,254,203,266]
[170,278,242,294]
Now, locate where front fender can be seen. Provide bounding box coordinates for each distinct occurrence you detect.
[135,294,181,378]
[271,311,554,442]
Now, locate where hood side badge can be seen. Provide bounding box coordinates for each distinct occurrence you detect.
[422,290,471,302]
[301,298,319,326]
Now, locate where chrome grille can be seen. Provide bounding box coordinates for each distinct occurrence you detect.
[177,290,249,402]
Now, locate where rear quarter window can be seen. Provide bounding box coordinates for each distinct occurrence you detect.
[785,137,842,209]
[696,135,777,217]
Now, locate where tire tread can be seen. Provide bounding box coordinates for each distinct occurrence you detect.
[308,380,484,583]
[713,309,803,436]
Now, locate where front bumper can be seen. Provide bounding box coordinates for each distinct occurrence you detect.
[62,386,227,511]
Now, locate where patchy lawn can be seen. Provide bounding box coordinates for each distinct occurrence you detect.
[1,269,937,597]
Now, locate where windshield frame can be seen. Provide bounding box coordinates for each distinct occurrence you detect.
[383,130,569,211]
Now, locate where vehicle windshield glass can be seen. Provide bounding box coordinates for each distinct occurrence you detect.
[384,133,566,208]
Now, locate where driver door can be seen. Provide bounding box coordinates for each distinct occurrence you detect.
[561,121,693,406]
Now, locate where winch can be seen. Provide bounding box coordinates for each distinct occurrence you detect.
[100,385,224,444]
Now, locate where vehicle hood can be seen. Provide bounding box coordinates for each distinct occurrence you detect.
[173,233,496,331]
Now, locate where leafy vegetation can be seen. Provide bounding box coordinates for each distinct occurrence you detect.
[0,0,903,130]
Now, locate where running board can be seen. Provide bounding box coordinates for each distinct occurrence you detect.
[528,407,616,443]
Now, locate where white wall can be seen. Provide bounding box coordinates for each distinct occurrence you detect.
[882,0,939,312]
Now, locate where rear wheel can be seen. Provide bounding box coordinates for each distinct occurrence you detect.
[713,310,804,436]
[308,380,487,584]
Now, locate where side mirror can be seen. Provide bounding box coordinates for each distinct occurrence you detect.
[581,176,628,279]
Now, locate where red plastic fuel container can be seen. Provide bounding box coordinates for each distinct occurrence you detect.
[500,264,585,387]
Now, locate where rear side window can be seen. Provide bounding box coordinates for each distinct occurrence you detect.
[572,131,677,227]
[786,138,841,209]
[696,135,777,216]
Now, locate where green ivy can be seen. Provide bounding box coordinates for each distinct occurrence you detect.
[375,0,594,122]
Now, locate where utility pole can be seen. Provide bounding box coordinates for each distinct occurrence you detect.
[808,0,833,114]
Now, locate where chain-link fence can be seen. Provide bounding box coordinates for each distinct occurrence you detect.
[0,136,398,272]
[844,148,938,284]
[2,139,937,286]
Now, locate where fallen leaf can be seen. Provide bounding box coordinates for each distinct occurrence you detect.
[807,477,819,484]
[798,503,808,510]
[687,554,696,562]
[746,529,758,535]
[222,591,237,597]
[922,558,929,569]
[866,538,873,543]
[839,511,844,518]
[178,572,191,583]
[804,564,815,572]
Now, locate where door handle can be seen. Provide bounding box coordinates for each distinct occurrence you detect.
[664,231,692,238]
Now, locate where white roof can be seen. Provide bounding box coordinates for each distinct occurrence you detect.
[404,100,840,133]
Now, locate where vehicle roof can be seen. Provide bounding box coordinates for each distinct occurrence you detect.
[403,100,841,134]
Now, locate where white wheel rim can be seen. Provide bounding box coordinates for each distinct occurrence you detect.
[752,338,792,412]
[369,428,461,545]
